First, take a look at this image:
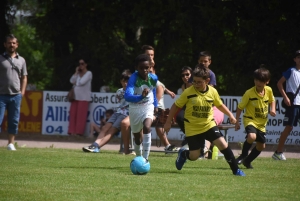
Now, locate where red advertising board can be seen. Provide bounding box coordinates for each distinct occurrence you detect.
[1,91,43,133]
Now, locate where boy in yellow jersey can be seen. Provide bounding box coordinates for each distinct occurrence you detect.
[235,67,276,168]
[164,67,245,176]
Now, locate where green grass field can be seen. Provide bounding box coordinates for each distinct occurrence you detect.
[0,148,299,201]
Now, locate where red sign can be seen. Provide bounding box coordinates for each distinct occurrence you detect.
[1,91,43,133]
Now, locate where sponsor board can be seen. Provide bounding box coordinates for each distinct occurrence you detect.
[41,91,300,145]
[1,91,43,133]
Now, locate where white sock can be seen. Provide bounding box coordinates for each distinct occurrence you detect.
[134,141,142,156]
[142,133,151,160]
[165,144,171,149]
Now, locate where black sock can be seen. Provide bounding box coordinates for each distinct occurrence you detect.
[245,147,261,164]
[220,147,238,174]
[182,150,190,160]
[242,140,252,157]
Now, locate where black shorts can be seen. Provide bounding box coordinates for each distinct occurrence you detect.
[186,126,223,151]
[245,125,266,143]
[283,105,300,127]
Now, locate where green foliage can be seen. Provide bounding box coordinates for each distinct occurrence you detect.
[12,23,54,90]
[3,0,300,94]
[0,148,299,201]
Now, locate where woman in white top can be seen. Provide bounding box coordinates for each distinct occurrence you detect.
[68,59,93,136]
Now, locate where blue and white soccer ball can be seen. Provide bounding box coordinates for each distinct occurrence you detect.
[130,156,150,175]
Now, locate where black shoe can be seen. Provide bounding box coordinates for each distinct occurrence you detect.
[165,145,180,154]
[236,155,245,165]
[242,160,253,169]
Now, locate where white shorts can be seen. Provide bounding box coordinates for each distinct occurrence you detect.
[129,104,154,133]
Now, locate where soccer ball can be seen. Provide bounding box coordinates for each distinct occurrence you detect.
[130,156,150,175]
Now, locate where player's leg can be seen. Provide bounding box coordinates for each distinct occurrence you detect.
[210,127,245,176]
[142,118,153,160]
[175,134,202,170]
[236,126,256,164]
[130,108,144,157]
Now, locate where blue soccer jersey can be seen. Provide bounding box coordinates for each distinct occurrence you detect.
[124,72,158,108]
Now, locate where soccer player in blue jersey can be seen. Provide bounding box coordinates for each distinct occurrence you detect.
[124,54,158,160]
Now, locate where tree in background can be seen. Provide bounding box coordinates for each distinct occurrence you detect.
[2,0,300,95]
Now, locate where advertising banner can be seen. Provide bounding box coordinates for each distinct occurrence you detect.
[1,91,43,133]
[41,91,300,145]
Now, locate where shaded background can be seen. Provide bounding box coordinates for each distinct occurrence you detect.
[1,0,300,95]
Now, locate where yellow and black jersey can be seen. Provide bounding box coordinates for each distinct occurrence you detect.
[238,86,275,132]
[175,85,223,136]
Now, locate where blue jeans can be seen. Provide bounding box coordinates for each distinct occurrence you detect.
[0,94,22,134]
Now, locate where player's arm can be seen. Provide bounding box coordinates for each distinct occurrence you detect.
[164,103,180,133]
[124,74,144,102]
[269,101,276,117]
[234,107,243,131]
[216,104,236,124]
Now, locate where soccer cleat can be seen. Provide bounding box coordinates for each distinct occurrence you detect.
[242,160,253,169]
[165,145,180,154]
[82,145,100,153]
[7,143,16,151]
[175,147,187,170]
[235,169,246,176]
[236,155,245,165]
[272,152,286,160]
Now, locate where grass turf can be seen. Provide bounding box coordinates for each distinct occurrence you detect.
[0,148,299,201]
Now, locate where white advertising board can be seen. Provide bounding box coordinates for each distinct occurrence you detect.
[42,91,300,145]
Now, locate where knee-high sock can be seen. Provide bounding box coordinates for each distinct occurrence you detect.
[134,141,142,157]
[142,133,151,160]
[245,147,261,164]
[241,140,252,157]
[220,147,238,174]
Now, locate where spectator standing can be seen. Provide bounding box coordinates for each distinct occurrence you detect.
[273,50,300,160]
[0,34,27,151]
[68,59,92,136]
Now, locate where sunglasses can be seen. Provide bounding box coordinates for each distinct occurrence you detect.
[192,80,205,85]
[79,62,85,65]
[181,73,190,77]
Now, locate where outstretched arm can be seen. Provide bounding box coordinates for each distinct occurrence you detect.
[216,104,236,124]
[164,103,180,133]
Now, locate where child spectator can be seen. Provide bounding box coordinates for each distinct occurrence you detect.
[82,70,131,153]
